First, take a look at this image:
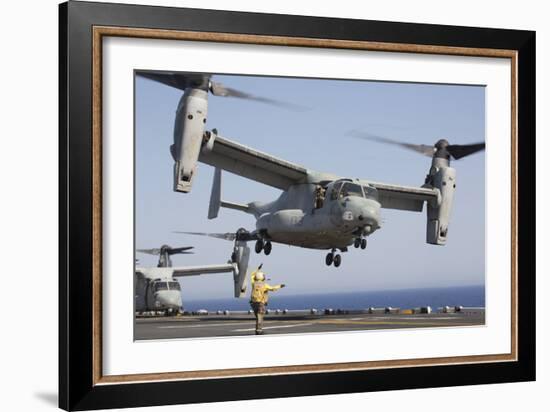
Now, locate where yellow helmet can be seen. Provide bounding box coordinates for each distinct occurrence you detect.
[254,271,265,282]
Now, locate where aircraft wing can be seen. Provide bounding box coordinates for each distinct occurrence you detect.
[369,182,439,212]
[171,263,237,277]
[200,133,308,190]
[198,132,439,211]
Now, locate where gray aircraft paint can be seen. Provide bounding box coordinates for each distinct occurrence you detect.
[171,88,208,193]
[135,242,251,313]
[211,170,383,250]
[180,127,453,266]
[139,73,481,269]
[426,157,456,245]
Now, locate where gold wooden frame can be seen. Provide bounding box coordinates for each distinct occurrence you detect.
[91,26,518,385]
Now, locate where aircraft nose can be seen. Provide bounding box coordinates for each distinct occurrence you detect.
[359,200,381,225]
[343,198,380,228]
[358,200,380,222]
[155,290,181,309]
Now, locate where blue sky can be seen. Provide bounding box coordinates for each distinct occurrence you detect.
[135,73,485,300]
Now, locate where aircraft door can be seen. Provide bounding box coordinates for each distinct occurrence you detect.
[327,181,345,226]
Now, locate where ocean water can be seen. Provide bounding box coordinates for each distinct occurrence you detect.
[182,285,485,312]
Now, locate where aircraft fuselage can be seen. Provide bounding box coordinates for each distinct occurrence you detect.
[254,180,381,250]
[135,269,182,314]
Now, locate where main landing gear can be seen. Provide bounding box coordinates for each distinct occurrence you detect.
[354,237,367,249]
[325,249,342,267]
[255,239,272,255]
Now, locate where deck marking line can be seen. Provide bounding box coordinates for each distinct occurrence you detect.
[233,323,314,332]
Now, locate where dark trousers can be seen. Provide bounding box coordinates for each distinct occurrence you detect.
[250,302,266,334]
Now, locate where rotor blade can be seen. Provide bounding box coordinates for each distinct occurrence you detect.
[209,81,307,111]
[347,130,435,157]
[137,248,161,255]
[447,142,485,160]
[174,231,236,241]
[168,246,195,255]
[137,72,208,91]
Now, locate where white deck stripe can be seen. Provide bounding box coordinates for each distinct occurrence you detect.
[233,323,314,332]
[159,322,251,329]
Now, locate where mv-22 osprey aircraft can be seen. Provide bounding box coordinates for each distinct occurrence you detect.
[135,243,251,314]
[138,71,484,268]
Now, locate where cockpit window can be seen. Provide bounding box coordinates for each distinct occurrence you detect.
[330,181,379,201]
[154,282,168,291]
[340,183,364,198]
[169,282,181,291]
[330,181,344,200]
[364,186,379,200]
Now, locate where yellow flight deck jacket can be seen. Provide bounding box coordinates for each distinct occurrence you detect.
[250,271,283,305]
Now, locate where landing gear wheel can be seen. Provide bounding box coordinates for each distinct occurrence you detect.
[325,253,333,266]
[354,238,361,248]
[333,254,342,267]
[361,238,367,249]
[264,241,272,255]
[255,240,264,254]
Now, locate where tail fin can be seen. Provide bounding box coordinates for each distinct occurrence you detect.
[208,168,222,219]
[208,168,252,219]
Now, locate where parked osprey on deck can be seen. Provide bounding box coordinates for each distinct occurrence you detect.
[135,243,251,314]
[138,71,485,268]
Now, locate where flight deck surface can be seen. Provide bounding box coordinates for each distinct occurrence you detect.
[135,309,485,340]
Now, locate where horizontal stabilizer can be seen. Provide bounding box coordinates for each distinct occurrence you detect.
[221,200,250,214]
[208,168,251,218]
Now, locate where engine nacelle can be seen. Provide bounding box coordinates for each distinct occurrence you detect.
[171,88,208,193]
[426,162,456,245]
[232,240,250,298]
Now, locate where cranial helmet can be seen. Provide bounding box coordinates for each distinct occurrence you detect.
[254,271,265,282]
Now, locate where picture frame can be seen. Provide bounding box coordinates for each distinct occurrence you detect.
[59,1,535,410]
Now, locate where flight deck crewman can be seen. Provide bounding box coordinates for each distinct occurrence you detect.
[249,265,285,335]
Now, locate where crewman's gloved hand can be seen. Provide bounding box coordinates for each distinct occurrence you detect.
[281,284,286,288]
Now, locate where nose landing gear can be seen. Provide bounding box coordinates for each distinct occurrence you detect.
[325,249,342,267]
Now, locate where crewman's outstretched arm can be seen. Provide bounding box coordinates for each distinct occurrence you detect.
[265,284,284,292]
